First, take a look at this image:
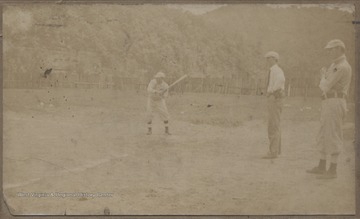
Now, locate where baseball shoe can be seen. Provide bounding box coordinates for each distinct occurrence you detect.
[306,166,326,175]
[262,152,277,159]
[316,171,337,179]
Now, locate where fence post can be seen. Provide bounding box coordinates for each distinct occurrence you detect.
[287,79,291,97]
[254,79,258,95]
[201,78,204,93]
[304,78,308,101]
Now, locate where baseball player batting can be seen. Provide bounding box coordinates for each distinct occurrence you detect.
[146,72,187,135]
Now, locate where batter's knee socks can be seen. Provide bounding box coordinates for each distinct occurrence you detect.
[318,159,326,171]
[164,120,170,134]
[147,121,152,135]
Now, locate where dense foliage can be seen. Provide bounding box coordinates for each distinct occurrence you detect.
[3,4,354,82]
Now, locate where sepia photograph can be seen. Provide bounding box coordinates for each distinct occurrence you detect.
[2,2,356,216]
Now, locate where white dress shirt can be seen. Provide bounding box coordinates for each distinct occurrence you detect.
[267,64,285,93]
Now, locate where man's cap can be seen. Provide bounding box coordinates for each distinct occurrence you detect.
[264,51,279,60]
[325,39,345,50]
[155,72,166,78]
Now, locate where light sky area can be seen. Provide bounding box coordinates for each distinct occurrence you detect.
[167,4,354,15]
[166,4,226,15]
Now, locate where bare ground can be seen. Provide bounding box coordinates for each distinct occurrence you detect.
[3,88,355,215]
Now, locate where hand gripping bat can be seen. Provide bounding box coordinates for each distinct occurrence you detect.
[159,74,188,94]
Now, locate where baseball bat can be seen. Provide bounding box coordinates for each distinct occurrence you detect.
[169,74,188,89]
[163,74,188,92]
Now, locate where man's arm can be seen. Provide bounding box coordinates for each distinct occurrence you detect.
[162,83,169,98]
[147,80,157,93]
[319,66,346,93]
[267,71,275,93]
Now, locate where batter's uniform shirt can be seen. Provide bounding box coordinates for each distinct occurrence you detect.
[146,79,170,121]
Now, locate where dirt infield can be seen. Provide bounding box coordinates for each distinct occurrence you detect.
[3,89,355,215]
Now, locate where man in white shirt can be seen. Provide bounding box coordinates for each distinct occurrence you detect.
[146,72,171,135]
[307,39,352,179]
[262,51,286,159]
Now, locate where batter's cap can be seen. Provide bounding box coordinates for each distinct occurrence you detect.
[155,72,166,78]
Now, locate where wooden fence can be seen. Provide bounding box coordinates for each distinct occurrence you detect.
[3,74,324,98]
